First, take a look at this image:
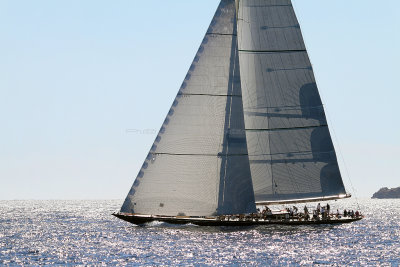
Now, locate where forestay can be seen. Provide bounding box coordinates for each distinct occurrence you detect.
[237,0,347,203]
[121,0,256,216]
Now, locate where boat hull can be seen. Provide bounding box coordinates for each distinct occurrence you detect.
[113,213,362,227]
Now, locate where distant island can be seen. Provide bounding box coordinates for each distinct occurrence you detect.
[372,187,400,199]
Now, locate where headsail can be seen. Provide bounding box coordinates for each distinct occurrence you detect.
[121,0,256,216]
[237,0,347,204]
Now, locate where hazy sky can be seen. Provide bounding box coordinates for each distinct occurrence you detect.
[1,0,399,200]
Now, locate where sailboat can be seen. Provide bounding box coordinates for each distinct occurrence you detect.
[113,0,362,226]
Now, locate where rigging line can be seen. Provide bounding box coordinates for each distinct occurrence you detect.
[325,106,360,209]
[307,41,360,208]
[301,9,359,207]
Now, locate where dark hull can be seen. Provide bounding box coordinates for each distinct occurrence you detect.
[113,213,362,227]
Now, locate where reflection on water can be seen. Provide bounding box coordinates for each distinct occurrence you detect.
[0,199,399,265]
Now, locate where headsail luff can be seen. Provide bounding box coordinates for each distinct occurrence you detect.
[121,0,256,216]
[237,0,347,203]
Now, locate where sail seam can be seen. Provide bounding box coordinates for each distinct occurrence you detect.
[249,150,335,157]
[238,49,306,53]
[245,104,323,110]
[150,150,335,157]
[178,93,242,97]
[206,33,237,36]
[245,125,328,132]
[150,152,248,157]
[245,4,292,8]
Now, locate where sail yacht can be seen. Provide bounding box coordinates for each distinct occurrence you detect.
[113,0,362,226]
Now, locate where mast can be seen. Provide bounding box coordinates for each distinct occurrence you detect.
[237,0,348,204]
[121,0,256,216]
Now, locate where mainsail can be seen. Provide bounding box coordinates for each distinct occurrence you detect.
[237,0,347,204]
[121,0,256,216]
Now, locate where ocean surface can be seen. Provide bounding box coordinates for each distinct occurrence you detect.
[1,199,399,265]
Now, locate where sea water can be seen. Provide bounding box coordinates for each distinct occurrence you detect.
[1,199,399,265]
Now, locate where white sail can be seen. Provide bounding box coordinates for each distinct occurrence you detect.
[237,0,347,203]
[121,0,256,216]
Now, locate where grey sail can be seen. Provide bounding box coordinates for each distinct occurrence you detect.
[237,0,347,204]
[121,0,256,216]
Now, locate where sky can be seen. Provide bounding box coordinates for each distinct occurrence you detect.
[0,0,399,200]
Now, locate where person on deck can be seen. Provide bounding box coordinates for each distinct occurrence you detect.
[263,206,271,214]
[265,207,272,216]
[313,210,318,220]
[304,206,309,220]
[317,203,321,215]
